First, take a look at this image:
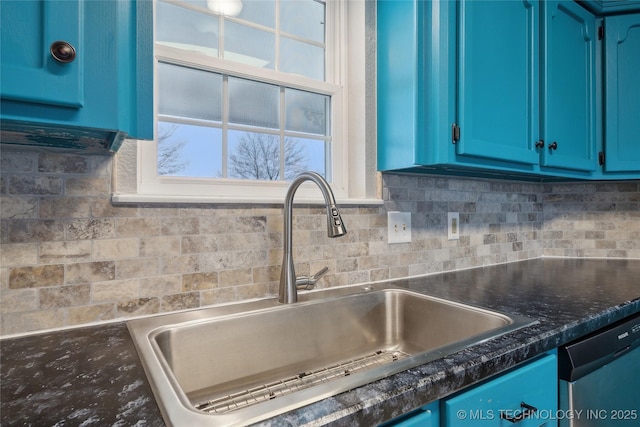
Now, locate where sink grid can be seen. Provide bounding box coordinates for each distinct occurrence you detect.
[194,349,410,414]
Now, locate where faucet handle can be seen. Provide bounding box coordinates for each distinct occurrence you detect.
[295,266,329,291]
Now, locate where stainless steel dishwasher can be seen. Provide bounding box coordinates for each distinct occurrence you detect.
[558,312,640,427]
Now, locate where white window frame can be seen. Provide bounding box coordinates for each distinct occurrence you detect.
[114,0,379,205]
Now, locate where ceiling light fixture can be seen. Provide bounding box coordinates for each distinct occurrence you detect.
[207,0,243,17]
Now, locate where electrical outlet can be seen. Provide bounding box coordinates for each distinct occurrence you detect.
[448,212,460,240]
[447,212,460,240]
[388,212,411,244]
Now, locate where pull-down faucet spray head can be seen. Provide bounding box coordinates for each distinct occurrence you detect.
[325,203,347,238]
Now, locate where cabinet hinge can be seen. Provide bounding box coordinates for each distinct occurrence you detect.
[451,123,460,144]
[598,26,604,40]
[598,151,605,166]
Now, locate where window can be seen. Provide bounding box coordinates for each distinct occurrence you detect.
[129,0,376,204]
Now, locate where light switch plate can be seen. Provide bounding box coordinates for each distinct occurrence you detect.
[388,211,411,244]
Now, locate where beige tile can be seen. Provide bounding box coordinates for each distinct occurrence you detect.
[117,297,160,317]
[116,217,160,237]
[9,265,64,289]
[0,243,38,267]
[91,279,139,302]
[0,288,38,313]
[182,272,218,291]
[140,236,180,257]
[140,276,182,297]
[66,261,115,284]
[252,265,280,283]
[201,287,237,306]
[161,292,199,311]
[234,282,271,300]
[1,150,36,172]
[65,177,109,196]
[91,199,138,218]
[38,152,89,174]
[40,284,90,308]
[66,219,114,240]
[39,241,92,264]
[182,235,218,254]
[0,196,39,219]
[8,176,62,196]
[7,219,65,243]
[40,197,92,219]
[67,303,115,325]
[92,238,139,260]
[219,268,251,287]
[1,309,66,335]
[161,217,199,236]
[116,258,160,279]
[161,254,199,275]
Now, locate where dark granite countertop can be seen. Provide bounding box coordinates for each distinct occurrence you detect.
[2,258,640,426]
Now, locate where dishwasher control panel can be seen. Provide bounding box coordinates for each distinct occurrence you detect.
[558,312,640,381]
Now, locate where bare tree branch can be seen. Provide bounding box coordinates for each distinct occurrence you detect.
[157,124,189,176]
[228,133,309,180]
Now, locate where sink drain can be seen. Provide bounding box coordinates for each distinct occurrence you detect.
[195,349,409,414]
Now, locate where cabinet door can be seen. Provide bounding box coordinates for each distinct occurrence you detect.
[456,0,540,166]
[604,13,640,173]
[541,1,597,172]
[0,0,82,108]
[443,354,557,427]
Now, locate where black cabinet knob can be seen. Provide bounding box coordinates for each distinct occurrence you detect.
[50,41,76,63]
[535,140,545,148]
[549,141,558,150]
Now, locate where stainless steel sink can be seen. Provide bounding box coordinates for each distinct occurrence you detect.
[127,284,535,426]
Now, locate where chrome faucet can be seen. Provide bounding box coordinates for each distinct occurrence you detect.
[279,171,347,304]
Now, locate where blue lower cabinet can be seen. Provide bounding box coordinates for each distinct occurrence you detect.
[442,354,558,427]
[381,401,440,427]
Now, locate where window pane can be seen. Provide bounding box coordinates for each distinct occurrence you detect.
[285,88,329,135]
[280,0,325,43]
[154,0,334,186]
[227,130,282,180]
[224,21,274,68]
[284,137,325,180]
[228,77,279,129]
[158,63,222,121]
[158,122,222,178]
[235,0,275,28]
[156,1,219,56]
[280,37,325,80]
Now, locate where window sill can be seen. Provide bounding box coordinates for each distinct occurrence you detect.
[111,193,383,206]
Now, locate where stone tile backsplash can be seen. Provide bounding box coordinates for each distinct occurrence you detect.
[1,147,638,335]
[542,182,640,258]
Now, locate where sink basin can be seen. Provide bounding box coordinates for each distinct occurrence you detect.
[128,285,535,426]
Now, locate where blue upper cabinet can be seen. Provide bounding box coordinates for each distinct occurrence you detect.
[580,0,640,14]
[1,1,83,108]
[603,13,640,174]
[377,0,456,172]
[0,0,153,152]
[378,0,639,180]
[457,0,540,168]
[540,0,598,174]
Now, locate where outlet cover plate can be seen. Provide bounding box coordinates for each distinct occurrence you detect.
[388,211,411,244]
[448,212,460,240]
